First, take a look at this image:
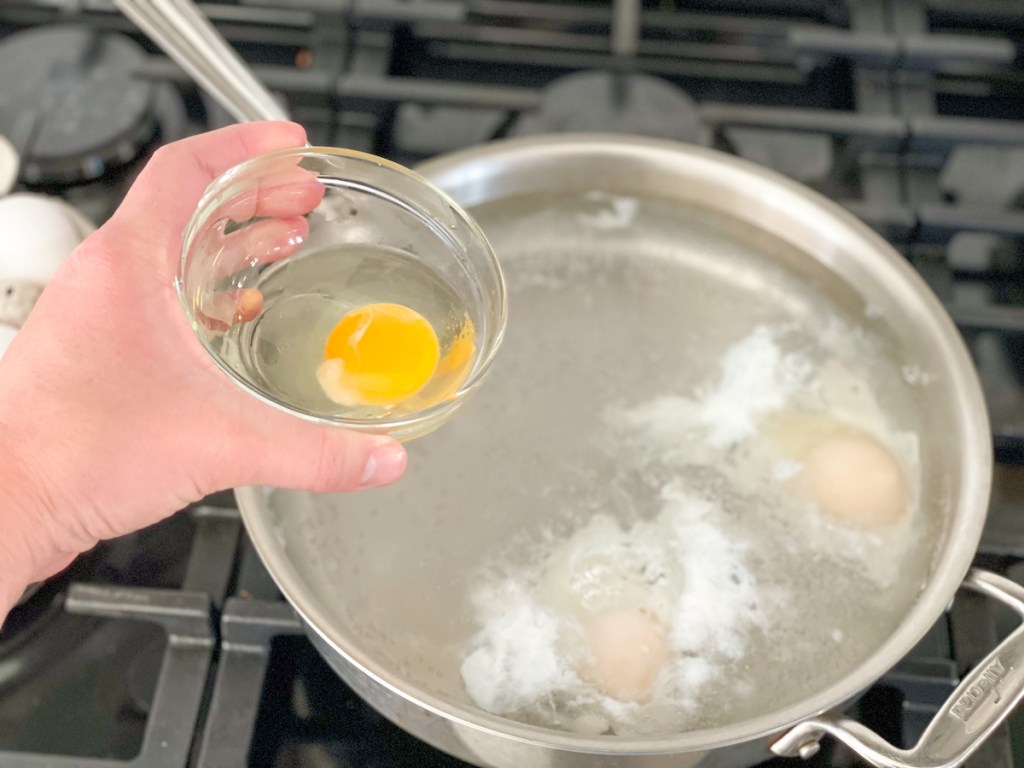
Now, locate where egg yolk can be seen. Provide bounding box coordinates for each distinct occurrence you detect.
[316,302,440,407]
[800,433,908,530]
[768,412,909,530]
[423,318,476,404]
[581,609,669,703]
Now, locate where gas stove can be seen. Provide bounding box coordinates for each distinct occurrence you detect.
[0,1,1023,766]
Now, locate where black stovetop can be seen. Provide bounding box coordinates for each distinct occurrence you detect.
[1,1,1023,766]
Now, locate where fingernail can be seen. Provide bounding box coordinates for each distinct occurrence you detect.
[359,439,407,488]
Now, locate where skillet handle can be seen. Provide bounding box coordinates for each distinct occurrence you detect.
[772,568,1024,768]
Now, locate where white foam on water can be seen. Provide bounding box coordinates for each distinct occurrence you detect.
[607,324,814,452]
[578,191,639,230]
[460,579,579,716]
[459,320,930,735]
[699,325,812,447]
[460,485,773,733]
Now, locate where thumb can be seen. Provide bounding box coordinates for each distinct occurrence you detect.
[222,411,408,494]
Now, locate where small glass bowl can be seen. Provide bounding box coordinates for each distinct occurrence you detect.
[178,147,507,441]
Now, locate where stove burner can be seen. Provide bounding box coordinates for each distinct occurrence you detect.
[511,71,705,144]
[0,551,103,694]
[0,511,214,761]
[0,26,158,186]
[0,513,195,692]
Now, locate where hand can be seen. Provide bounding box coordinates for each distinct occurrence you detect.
[0,123,407,611]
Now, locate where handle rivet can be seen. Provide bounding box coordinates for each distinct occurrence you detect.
[798,741,821,760]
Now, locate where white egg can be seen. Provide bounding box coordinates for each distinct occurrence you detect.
[581,608,669,703]
[0,193,93,284]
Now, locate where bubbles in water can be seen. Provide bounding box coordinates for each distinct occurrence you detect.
[901,364,933,386]
[578,191,639,231]
[279,193,938,741]
[458,322,929,735]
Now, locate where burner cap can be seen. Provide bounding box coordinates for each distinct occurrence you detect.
[511,71,704,144]
[0,26,157,186]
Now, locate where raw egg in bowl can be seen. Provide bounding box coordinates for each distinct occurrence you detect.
[179,147,507,441]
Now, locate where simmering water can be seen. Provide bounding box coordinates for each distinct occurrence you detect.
[457,319,925,735]
[213,245,472,418]
[272,191,943,739]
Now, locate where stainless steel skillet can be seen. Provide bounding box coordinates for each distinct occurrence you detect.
[235,136,1019,768]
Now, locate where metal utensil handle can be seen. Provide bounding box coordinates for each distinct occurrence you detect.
[772,568,1024,768]
[114,0,289,123]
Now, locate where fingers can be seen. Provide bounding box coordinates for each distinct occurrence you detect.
[192,215,310,331]
[217,165,325,222]
[195,288,263,331]
[104,121,309,248]
[214,215,309,280]
[226,413,408,494]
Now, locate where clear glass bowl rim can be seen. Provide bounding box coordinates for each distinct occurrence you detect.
[177,145,508,432]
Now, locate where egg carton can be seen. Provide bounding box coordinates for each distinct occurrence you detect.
[0,160,95,357]
[0,279,43,328]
